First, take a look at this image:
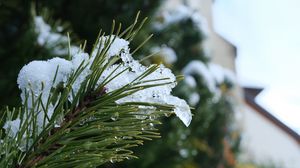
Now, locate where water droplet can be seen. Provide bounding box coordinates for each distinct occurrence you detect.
[110,158,114,163]
[164,112,171,117]
[149,123,154,127]
[141,128,145,131]
[122,136,131,140]
[111,112,119,121]
[149,115,155,120]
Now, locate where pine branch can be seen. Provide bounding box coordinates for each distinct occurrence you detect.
[0,14,191,168]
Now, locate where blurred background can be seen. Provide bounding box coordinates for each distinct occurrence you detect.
[0,0,299,167]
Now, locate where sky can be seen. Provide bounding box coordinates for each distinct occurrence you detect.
[212,0,300,133]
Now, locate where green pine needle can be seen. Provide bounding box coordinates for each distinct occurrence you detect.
[0,14,177,168]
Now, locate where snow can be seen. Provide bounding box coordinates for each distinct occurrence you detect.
[91,35,144,72]
[183,61,236,101]
[97,54,192,126]
[153,5,209,37]
[48,58,73,85]
[34,16,68,46]
[91,35,130,58]
[71,52,92,96]
[16,52,95,109]
[70,46,82,55]
[184,75,197,88]
[183,60,217,93]
[92,36,191,126]
[102,64,175,102]
[34,16,53,45]
[17,58,73,108]
[34,16,79,56]
[208,63,236,84]
[223,69,236,84]
[179,148,189,158]
[11,34,192,140]
[165,96,192,126]
[151,45,177,64]
[188,92,200,106]
[183,61,236,89]
[3,118,35,151]
[3,119,21,138]
[17,57,74,133]
[16,51,93,137]
[97,64,132,92]
[3,18,188,148]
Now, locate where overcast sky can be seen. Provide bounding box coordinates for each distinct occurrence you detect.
[212,0,300,133]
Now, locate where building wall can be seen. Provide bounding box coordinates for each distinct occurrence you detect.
[240,104,300,168]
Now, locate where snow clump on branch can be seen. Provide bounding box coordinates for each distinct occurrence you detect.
[9,34,192,140]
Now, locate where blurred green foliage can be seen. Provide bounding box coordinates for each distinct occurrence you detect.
[120,7,240,167]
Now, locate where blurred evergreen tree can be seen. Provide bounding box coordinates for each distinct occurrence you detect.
[0,1,74,107]
[121,4,240,168]
[41,0,162,51]
[0,0,161,107]
[0,1,36,106]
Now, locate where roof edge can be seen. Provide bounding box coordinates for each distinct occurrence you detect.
[243,87,300,144]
